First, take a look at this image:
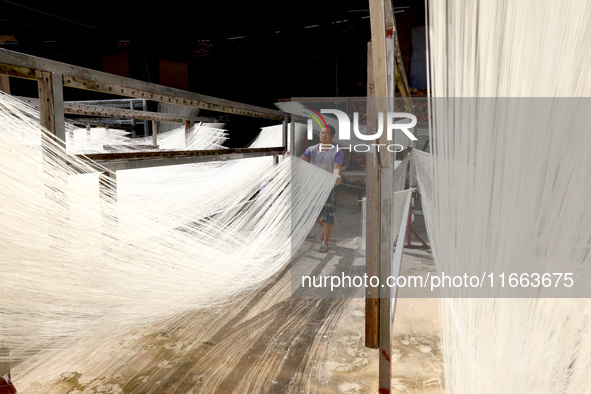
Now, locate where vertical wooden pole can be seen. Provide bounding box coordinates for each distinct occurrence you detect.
[31,71,68,394]
[0,75,10,94]
[39,71,69,243]
[378,163,394,393]
[365,42,380,349]
[369,0,391,170]
[274,116,289,166]
[152,120,158,146]
[38,71,66,147]
[138,100,148,139]
[38,72,53,133]
[369,0,404,392]
[130,101,137,139]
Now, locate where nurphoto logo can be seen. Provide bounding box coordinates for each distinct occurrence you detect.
[303,107,417,153]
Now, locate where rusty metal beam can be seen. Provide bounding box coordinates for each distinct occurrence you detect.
[68,118,138,129]
[0,48,285,121]
[17,97,217,123]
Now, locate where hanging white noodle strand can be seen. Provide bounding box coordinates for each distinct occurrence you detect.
[418,0,591,392]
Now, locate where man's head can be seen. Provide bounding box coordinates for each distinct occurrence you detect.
[320,125,336,144]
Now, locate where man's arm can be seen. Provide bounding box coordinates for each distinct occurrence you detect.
[333,149,344,185]
[333,162,342,185]
[300,147,311,162]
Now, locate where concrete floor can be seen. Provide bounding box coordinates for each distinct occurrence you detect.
[14,207,443,393]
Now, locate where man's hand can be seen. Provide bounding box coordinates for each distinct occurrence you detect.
[335,176,342,186]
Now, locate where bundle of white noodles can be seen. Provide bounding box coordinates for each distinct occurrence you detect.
[417,0,591,392]
[0,92,335,364]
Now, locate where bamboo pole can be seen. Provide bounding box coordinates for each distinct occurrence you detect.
[365,42,380,349]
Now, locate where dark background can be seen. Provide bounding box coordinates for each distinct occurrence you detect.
[0,0,426,146]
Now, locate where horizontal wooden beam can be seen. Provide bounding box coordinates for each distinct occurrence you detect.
[0,48,285,121]
[75,147,284,172]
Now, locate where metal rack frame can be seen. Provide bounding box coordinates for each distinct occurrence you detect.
[0,48,291,168]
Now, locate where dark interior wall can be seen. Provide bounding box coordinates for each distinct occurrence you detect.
[0,1,426,146]
[103,49,130,77]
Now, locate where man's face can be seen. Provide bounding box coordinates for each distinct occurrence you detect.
[320,128,333,144]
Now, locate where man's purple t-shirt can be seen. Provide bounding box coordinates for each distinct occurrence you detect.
[302,144,344,173]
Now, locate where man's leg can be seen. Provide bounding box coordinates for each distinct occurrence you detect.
[322,222,334,246]
[319,190,336,251]
[324,190,336,244]
[313,218,325,240]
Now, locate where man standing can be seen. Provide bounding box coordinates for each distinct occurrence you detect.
[300,125,343,253]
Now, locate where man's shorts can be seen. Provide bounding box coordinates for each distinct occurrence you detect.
[319,189,336,225]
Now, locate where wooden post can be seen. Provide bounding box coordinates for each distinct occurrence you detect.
[369,0,407,392]
[38,71,66,147]
[39,71,69,243]
[152,120,158,146]
[130,101,137,139]
[365,42,380,349]
[0,75,9,94]
[32,71,68,394]
[378,163,394,393]
[369,0,391,170]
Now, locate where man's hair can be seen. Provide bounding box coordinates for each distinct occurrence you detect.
[326,125,336,136]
